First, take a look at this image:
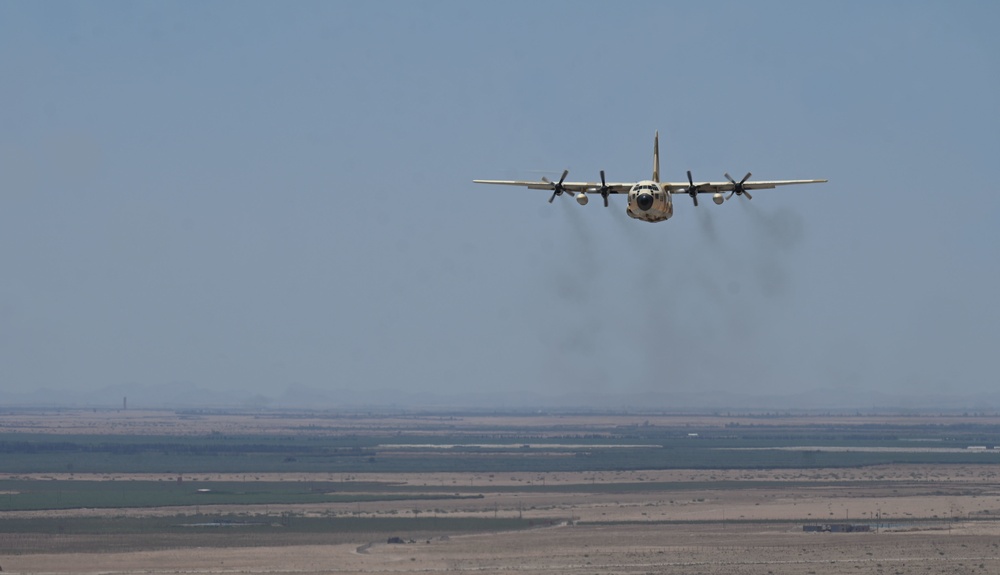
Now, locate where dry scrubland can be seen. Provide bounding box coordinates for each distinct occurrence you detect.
[11,524,1000,575]
[2,409,1000,574]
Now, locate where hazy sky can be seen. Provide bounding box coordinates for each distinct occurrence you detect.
[1,2,998,407]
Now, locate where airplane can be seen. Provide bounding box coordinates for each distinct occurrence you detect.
[474,132,826,223]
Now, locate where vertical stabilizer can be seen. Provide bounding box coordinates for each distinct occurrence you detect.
[653,131,660,183]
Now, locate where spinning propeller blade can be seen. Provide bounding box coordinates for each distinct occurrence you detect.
[725,172,753,200]
[685,170,702,207]
[599,170,610,207]
[546,169,570,203]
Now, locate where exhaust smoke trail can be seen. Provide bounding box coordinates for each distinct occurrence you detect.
[737,200,806,298]
[532,200,612,395]
[526,193,808,405]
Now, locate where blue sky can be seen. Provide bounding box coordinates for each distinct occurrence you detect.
[1,2,998,408]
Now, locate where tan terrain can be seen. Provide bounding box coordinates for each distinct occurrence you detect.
[2,410,1000,573]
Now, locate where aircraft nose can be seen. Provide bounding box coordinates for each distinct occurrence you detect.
[636,193,654,211]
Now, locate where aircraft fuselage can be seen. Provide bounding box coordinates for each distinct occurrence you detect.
[626,181,673,223]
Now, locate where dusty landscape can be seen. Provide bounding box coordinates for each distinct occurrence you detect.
[6,479,1000,575]
[2,409,1000,574]
[8,522,1000,575]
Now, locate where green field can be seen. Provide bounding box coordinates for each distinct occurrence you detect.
[1,476,910,513]
[2,420,999,474]
[0,514,553,535]
[0,479,486,511]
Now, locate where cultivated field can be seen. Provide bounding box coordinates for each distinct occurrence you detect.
[2,408,1000,574]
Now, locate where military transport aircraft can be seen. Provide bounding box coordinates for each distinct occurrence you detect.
[474,132,826,223]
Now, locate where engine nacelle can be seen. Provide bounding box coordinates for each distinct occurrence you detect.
[575,193,589,206]
[712,193,725,205]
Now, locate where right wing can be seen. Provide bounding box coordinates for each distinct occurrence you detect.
[662,178,828,194]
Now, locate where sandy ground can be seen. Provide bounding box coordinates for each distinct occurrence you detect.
[4,410,1000,573]
[4,465,1000,574]
[6,522,1000,574]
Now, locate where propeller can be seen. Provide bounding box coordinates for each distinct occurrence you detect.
[543,169,570,203]
[685,170,704,207]
[599,170,611,207]
[725,172,753,200]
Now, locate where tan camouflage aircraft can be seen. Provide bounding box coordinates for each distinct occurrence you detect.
[475,132,826,223]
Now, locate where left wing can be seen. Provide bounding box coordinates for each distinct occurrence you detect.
[473,179,634,194]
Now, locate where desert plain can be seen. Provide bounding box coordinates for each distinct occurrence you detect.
[2,408,1000,574]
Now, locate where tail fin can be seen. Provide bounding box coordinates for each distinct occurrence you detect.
[653,131,660,183]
